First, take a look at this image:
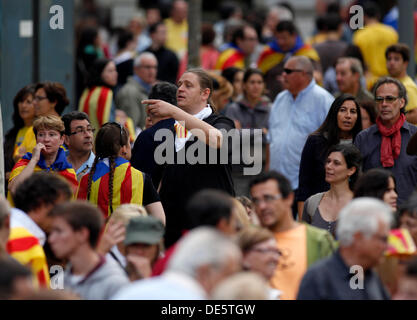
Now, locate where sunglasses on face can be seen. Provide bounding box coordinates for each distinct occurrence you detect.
[374,96,400,104]
[283,68,304,75]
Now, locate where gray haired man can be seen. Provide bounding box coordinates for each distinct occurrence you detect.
[297,198,392,300]
[116,52,158,130]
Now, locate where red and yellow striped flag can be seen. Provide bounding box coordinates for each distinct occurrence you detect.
[7,227,50,288]
[77,157,144,218]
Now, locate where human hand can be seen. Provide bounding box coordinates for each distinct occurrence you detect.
[142,99,177,118]
[96,221,126,255]
[32,143,46,162]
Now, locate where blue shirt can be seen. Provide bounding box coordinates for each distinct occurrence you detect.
[354,121,417,204]
[75,151,96,181]
[268,79,334,189]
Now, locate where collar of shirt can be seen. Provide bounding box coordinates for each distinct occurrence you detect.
[76,152,96,177]
[36,147,72,171]
[133,74,151,93]
[10,208,46,246]
[371,119,413,136]
[283,79,316,102]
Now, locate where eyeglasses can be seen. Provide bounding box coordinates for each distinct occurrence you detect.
[250,247,282,255]
[34,95,48,101]
[283,68,304,75]
[69,127,96,136]
[251,194,282,206]
[375,96,400,104]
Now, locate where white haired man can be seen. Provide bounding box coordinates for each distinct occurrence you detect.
[112,227,242,299]
[297,198,392,300]
[115,52,158,130]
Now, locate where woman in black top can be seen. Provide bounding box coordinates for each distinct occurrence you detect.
[297,94,362,218]
[144,68,235,247]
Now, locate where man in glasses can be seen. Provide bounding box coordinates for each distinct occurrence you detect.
[62,111,95,180]
[249,171,335,300]
[298,198,391,300]
[267,56,333,218]
[355,77,417,205]
[116,52,158,130]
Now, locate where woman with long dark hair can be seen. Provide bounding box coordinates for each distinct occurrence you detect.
[297,93,362,217]
[78,58,118,133]
[4,85,36,185]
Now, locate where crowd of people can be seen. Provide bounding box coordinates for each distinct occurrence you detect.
[2,0,417,301]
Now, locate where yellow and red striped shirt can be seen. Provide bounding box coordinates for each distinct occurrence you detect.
[78,86,113,133]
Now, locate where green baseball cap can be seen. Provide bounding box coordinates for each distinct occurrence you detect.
[124,216,165,246]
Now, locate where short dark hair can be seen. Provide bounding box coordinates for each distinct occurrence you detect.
[354,168,396,201]
[13,172,72,213]
[249,171,293,199]
[61,111,91,136]
[363,2,381,20]
[186,189,234,229]
[35,82,70,115]
[231,25,246,45]
[221,67,243,84]
[386,43,410,63]
[49,201,104,248]
[0,257,32,299]
[276,20,298,35]
[326,144,362,190]
[149,21,165,35]
[117,30,134,50]
[373,77,408,113]
[149,82,178,106]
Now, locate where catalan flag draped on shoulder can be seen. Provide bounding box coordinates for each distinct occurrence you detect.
[78,86,114,133]
[257,36,320,74]
[215,43,246,71]
[8,148,78,204]
[76,157,144,218]
[7,227,50,288]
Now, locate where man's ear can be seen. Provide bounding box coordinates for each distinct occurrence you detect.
[201,88,210,101]
[64,135,70,146]
[76,227,90,245]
